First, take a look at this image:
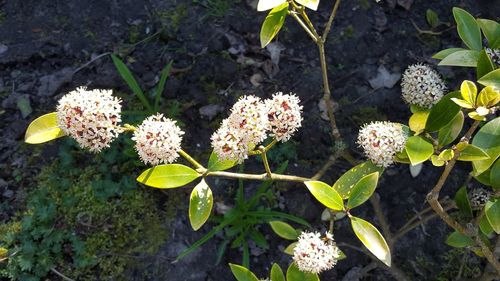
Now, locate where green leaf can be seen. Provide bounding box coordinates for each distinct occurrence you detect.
[229,263,259,281]
[270,263,285,281]
[476,19,500,46]
[438,111,464,147]
[260,2,288,48]
[333,161,384,199]
[477,49,495,80]
[454,185,472,218]
[25,112,66,144]
[426,9,439,28]
[452,7,482,50]
[460,80,478,105]
[111,54,152,111]
[485,200,500,234]
[350,216,391,266]
[208,151,238,171]
[137,164,200,188]
[438,50,479,67]
[286,262,319,281]
[347,172,379,209]
[478,69,500,89]
[189,179,213,231]
[457,144,490,161]
[491,160,500,189]
[284,242,297,255]
[269,221,298,240]
[432,48,467,60]
[450,98,474,109]
[17,95,32,118]
[257,0,286,11]
[295,0,319,10]
[304,181,344,210]
[154,60,173,111]
[426,91,462,132]
[405,136,434,165]
[479,215,494,235]
[472,117,500,174]
[431,155,445,166]
[445,231,474,248]
[477,86,500,108]
[409,110,430,133]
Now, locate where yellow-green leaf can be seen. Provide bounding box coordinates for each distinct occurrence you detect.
[405,136,434,165]
[431,155,445,167]
[260,2,288,48]
[445,231,474,248]
[295,0,319,10]
[284,242,297,255]
[286,262,319,281]
[409,111,430,133]
[453,7,482,51]
[432,48,467,60]
[207,151,237,171]
[458,144,490,161]
[485,200,500,234]
[438,50,479,67]
[25,112,66,144]
[478,69,500,89]
[491,159,500,190]
[137,164,200,188]
[472,117,500,174]
[477,19,500,46]
[439,149,454,161]
[333,161,384,199]
[270,263,285,281]
[189,179,213,231]
[350,216,391,266]
[229,263,259,281]
[347,172,379,209]
[305,181,344,210]
[450,98,474,109]
[269,221,298,240]
[477,86,500,108]
[460,80,478,105]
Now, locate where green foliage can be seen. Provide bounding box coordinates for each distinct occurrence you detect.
[260,2,288,48]
[24,112,65,144]
[304,181,344,211]
[189,179,214,231]
[333,161,383,199]
[137,164,201,189]
[349,216,391,267]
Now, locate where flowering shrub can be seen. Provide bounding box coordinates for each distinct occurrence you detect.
[14,0,500,280]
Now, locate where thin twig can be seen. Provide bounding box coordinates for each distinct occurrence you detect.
[73,52,112,74]
[322,0,342,42]
[206,171,310,183]
[290,11,318,43]
[50,268,76,281]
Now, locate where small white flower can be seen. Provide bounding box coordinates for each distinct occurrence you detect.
[132,114,184,165]
[357,121,407,167]
[211,119,250,163]
[401,64,446,108]
[470,188,492,210]
[56,87,122,152]
[293,231,341,274]
[265,92,303,142]
[486,48,500,66]
[227,95,269,145]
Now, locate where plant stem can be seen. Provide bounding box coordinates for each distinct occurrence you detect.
[179,149,205,170]
[206,171,310,183]
[322,0,342,43]
[259,146,273,178]
[290,11,318,43]
[427,120,500,274]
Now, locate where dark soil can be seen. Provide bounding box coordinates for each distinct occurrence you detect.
[0,0,495,280]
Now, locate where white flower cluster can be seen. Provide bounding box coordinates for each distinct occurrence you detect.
[293,231,341,274]
[132,113,184,165]
[211,93,302,163]
[56,87,122,152]
[470,188,492,210]
[401,64,446,108]
[357,121,407,167]
[486,48,500,66]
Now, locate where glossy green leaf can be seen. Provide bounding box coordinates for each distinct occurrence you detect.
[445,231,474,248]
[431,155,445,166]
[270,263,285,281]
[477,49,495,79]
[208,151,237,171]
[432,48,467,60]
[426,91,462,132]
[438,149,454,161]
[405,136,434,165]
[452,7,482,50]
[478,69,500,89]
[260,2,288,48]
[286,262,319,281]
[333,161,384,199]
[305,181,344,211]
[350,216,391,267]
[284,242,297,255]
[438,50,479,67]
[229,263,259,281]
[457,144,490,161]
[454,185,472,218]
[409,111,430,133]
[460,80,478,105]
[450,98,474,109]
[137,164,200,188]
[257,0,286,11]
[480,215,494,235]
[111,54,152,111]
[485,200,500,234]
[426,9,439,28]
[472,117,500,174]
[25,112,66,144]
[189,179,213,231]
[491,160,500,189]
[477,19,500,46]
[347,172,379,209]
[269,221,298,240]
[477,86,500,108]
[295,0,319,10]
[438,111,464,147]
